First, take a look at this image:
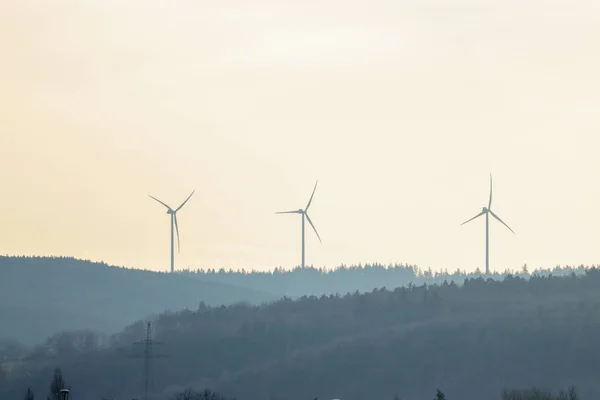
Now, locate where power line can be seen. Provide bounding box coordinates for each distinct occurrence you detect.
[129,321,167,400]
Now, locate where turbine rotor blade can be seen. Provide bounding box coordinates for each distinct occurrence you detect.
[275,210,301,214]
[488,174,493,209]
[305,212,322,243]
[175,190,195,212]
[149,195,173,211]
[461,210,486,226]
[489,210,515,234]
[173,214,181,252]
[305,180,318,211]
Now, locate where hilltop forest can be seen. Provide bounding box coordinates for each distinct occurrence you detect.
[181,263,586,297]
[2,268,600,400]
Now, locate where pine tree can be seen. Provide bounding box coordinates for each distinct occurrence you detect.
[47,368,68,400]
[24,387,35,400]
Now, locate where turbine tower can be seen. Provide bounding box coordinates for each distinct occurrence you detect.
[461,175,514,275]
[276,180,322,268]
[149,190,195,273]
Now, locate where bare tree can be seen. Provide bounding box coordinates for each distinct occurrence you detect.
[172,388,230,400]
[502,387,579,400]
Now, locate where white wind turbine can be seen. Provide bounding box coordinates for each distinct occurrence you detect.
[276,180,322,268]
[149,190,195,273]
[461,174,515,274]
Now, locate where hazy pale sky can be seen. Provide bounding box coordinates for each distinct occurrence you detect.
[1,0,599,273]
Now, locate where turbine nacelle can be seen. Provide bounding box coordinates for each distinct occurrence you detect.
[461,174,515,274]
[275,180,322,268]
[149,190,195,272]
[462,176,513,233]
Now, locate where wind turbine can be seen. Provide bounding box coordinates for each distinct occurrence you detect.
[461,175,514,275]
[149,190,195,273]
[276,180,322,269]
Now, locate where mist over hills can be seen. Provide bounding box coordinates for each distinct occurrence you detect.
[0,256,277,344]
[2,268,600,400]
[0,255,589,345]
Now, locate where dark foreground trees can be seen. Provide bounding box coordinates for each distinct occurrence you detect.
[434,389,446,400]
[503,387,579,400]
[47,368,69,400]
[172,388,233,400]
[168,388,582,400]
[11,366,585,400]
[20,369,69,400]
[24,387,34,400]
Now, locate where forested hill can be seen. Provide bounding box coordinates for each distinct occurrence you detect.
[0,255,590,344]
[0,256,277,344]
[180,263,588,298]
[3,269,600,400]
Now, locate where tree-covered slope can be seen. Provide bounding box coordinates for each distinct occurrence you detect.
[2,269,600,400]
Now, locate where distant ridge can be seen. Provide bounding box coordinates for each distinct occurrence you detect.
[180,262,589,298]
[0,256,278,344]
